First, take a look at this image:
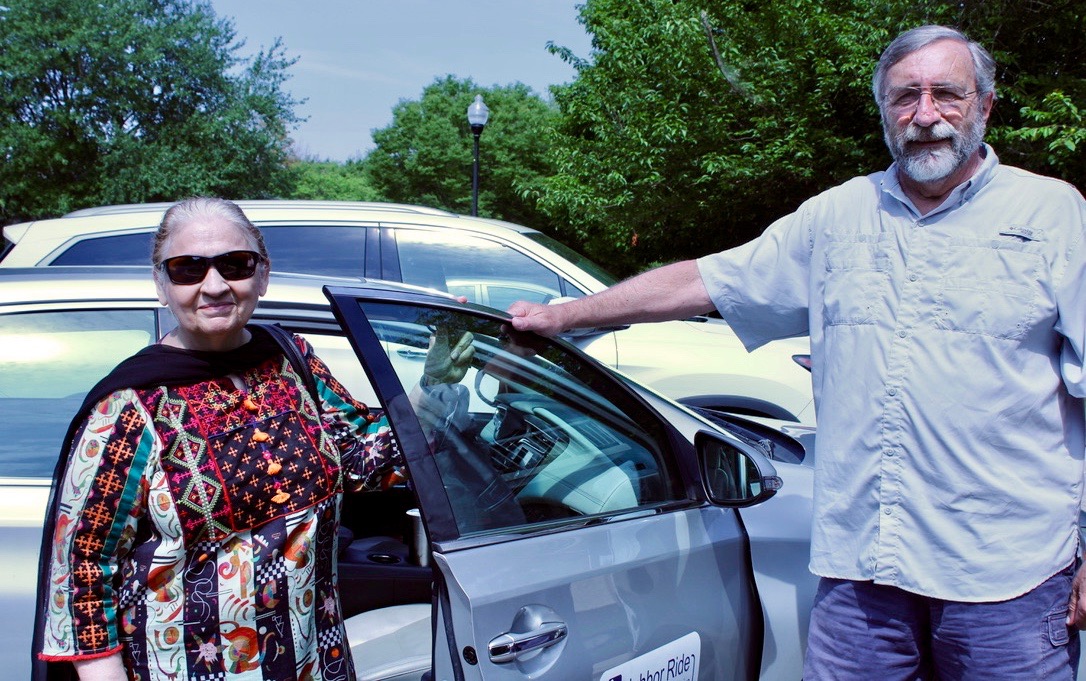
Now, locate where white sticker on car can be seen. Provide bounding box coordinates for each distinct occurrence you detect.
[599,631,700,681]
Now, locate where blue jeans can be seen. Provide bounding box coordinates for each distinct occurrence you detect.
[804,563,1080,680]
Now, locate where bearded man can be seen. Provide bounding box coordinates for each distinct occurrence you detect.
[509,25,1086,680]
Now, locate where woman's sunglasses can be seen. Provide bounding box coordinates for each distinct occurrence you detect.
[157,250,263,285]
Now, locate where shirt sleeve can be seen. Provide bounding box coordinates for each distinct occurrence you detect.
[297,335,403,492]
[696,201,815,351]
[39,391,154,661]
[1053,191,1086,397]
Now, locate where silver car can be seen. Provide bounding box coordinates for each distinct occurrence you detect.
[2,267,818,680]
[0,201,815,424]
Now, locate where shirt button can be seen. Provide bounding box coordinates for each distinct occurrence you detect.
[884,508,893,515]
[897,330,907,338]
[885,449,895,457]
[887,387,897,395]
[909,273,919,282]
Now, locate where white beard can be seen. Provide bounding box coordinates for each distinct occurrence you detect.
[898,133,961,182]
[885,109,986,184]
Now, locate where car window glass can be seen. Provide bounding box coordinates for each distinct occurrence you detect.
[0,310,156,477]
[299,332,381,407]
[357,301,686,537]
[524,231,619,287]
[479,284,550,312]
[261,225,366,278]
[556,278,587,300]
[395,230,563,305]
[50,233,153,265]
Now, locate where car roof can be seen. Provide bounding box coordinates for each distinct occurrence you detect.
[0,201,551,271]
[2,201,540,249]
[61,200,459,219]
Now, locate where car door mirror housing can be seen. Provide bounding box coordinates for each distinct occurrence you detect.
[696,430,783,507]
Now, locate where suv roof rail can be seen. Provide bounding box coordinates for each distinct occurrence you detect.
[62,200,460,219]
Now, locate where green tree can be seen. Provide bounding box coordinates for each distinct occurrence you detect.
[1004,92,1085,181]
[363,76,560,229]
[537,0,887,273]
[539,0,1085,274]
[286,160,378,201]
[0,0,302,223]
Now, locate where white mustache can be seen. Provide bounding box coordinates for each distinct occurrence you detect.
[902,121,956,143]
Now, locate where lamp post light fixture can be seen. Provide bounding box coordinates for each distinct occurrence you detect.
[467,94,489,216]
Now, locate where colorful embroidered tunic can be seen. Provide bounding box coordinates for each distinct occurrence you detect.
[39,335,397,680]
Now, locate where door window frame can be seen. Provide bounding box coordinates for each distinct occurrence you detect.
[325,286,703,547]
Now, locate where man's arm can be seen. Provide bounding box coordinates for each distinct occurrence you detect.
[507,259,714,337]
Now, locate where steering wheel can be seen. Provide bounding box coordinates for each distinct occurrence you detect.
[418,383,524,532]
[474,360,500,408]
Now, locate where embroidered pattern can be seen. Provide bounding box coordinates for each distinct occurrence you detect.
[159,359,339,544]
[64,400,150,656]
[212,412,335,530]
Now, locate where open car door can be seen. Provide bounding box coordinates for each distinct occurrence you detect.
[326,285,774,680]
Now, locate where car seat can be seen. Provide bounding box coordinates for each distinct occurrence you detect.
[345,603,432,681]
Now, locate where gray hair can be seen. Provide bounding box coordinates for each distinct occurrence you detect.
[872,25,997,104]
[152,197,269,265]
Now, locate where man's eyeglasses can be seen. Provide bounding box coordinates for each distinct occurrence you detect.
[884,86,978,115]
[157,250,264,285]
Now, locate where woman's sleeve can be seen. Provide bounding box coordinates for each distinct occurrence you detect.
[38,390,155,662]
[297,336,404,492]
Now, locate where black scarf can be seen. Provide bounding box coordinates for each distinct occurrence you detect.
[32,325,288,681]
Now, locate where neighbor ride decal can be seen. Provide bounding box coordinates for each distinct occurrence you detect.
[600,632,700,681]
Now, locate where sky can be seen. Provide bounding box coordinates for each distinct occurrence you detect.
[210,0,594,162]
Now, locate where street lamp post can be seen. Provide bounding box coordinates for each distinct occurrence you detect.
[467,94,489,217]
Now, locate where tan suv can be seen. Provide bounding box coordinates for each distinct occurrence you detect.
[1,201,814,422]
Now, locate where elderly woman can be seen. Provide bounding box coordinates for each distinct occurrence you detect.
[33,197,455,680]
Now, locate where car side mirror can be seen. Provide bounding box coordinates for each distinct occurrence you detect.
[696,430,783,507]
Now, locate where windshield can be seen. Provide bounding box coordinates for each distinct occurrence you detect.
[524,232,619,287]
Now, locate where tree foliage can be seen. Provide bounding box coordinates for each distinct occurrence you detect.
[363,76,559,228]
[0,0,302,222]
[286,160,377,201]
[1005,92,1085,178]
[537,0,1085,274]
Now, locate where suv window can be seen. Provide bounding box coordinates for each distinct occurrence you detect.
[358,302,685,536]
[0,310,156,477]
[47,226,371,279]
[394,230,568,305]
[261,225,367,278]
[525,231,619,288]
[51,233,153,265]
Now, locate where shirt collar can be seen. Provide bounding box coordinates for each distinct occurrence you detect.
[881,143,999,218]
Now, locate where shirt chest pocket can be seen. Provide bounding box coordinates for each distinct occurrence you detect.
[823,239,892,326]
[932,237,1044,341]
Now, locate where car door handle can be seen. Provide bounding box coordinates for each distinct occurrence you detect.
[488,621,568,664]
[396,348,428,360]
